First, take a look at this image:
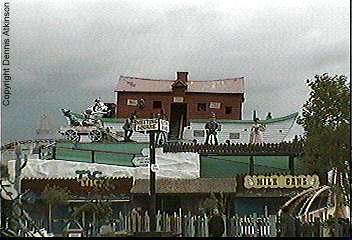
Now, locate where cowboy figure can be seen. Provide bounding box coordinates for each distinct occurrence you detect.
[123,113,136,142]
[205,113,220,145]
[82,97,109,127]
[156,112,167,146]
[249,117,266,144]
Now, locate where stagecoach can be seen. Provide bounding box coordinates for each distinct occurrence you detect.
[59,125,104,142]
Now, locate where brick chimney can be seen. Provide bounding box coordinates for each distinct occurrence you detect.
[176,72,188,83]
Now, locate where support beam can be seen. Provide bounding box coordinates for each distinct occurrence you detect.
[249,156,254,175]
[289,155,295,175]
[149,131,156,232]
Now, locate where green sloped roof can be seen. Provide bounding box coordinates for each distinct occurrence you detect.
[51,142,148,166]
[192,112,299,124]
[200,155,289,177]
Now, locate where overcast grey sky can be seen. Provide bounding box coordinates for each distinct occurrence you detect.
[1,0,350,143]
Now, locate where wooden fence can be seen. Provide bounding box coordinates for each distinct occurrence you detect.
[163,141,304,156]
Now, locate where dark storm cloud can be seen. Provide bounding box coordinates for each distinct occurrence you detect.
[1,0,349,142]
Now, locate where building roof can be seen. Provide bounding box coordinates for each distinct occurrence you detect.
[131,178,237,194]
[115,75,245,94]
[21,177,134,194]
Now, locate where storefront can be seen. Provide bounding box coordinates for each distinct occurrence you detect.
[21,176,133,235]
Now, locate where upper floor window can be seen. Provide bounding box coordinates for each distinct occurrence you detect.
[225,106,232,114]
[197,103,206,111]
[153,101,162,109]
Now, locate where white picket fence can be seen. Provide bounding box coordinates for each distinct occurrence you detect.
[112,209,277,237]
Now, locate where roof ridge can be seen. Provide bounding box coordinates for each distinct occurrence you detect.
[120,75,245,82]
[120,75,173,82]
[189,77,245,82]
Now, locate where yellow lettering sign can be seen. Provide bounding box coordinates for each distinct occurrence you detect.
[244,175,320,189]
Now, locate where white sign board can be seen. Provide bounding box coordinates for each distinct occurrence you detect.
[173,97,184,103]
[127,99,138,106]
[135,119,159,131]
[159,119,170,133]
[132,156,150,167]
[134,118,169,133]
[151,164,159,172]
[68,233,82,237]
[209,102,221,109]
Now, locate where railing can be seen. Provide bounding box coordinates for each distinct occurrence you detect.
[45,146,136,166]
[110,209,278,237]
[163,141,304,156]
[1,139,65,151]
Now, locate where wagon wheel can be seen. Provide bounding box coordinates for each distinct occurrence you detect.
[64,129,80,142]
[89,129,103,142]
[96,119,104,128]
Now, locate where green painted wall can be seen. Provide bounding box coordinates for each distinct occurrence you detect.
[200,155,289,177]
[52,142,149,166]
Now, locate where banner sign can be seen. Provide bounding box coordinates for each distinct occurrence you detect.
[244,174,320,189]
[75,170,112,190]
[134,118,169,133]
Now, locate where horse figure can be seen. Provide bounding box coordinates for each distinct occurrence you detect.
[61,108,81,126]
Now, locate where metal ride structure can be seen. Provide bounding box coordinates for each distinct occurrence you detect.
[278,168,350,224]
[59,98,110,143]
[1,144,46,237]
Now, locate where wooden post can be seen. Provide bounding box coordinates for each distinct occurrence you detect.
[249,156,254,175]
[82,210,85,229]
[38,146,42,159]
[93,211,96,236]
[289,155,294,175]
[149,131,156,232]
[48,203,52,233]
[52,146,56,159]
[91,150,95,163]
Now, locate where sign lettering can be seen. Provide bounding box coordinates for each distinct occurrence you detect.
[134,118,169,133]
[75,170,113,191]
[244,174,320,189]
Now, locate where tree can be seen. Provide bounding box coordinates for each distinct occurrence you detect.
[297,73,350,212]
[42,185,71,233]
[200,192,229,215]
[71,200,113,231]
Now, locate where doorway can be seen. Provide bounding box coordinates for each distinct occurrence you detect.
[169,103,187,140]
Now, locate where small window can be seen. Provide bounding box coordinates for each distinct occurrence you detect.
[279,130,283,133]
[225,106,232,114]
[197,103,206,111]
[243,129,248,132]
[193,130,205,137]
[229,132,240,139]
[153,101,162,109]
